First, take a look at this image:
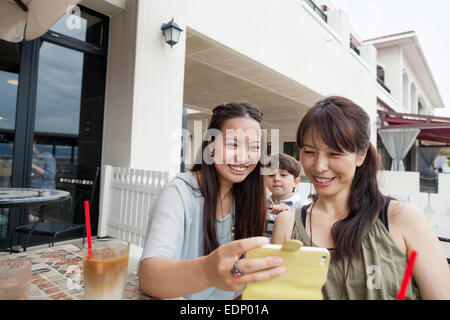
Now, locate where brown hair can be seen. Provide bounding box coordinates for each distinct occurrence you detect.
[190,102,267,255]
[296,96,386,261]
[267,153,301,178]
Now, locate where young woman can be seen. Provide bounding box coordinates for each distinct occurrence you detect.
[139,102,285,299]
[272,96,450,300]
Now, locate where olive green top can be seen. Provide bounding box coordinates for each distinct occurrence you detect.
[292,206,421,300]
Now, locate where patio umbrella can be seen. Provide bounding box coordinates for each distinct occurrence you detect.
[0,0,82,43]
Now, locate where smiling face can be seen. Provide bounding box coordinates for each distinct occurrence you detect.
[266,168,299,200]
[300,135,366,199]
[212,117,262,187]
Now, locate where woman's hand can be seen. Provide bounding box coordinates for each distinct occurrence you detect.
[203,237,285,292]
[270,203,290,215]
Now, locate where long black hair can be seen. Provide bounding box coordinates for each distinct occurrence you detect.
[191,102,267,255]
[297,96,386,261]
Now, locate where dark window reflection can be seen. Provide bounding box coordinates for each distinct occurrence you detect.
[32,36,105,226]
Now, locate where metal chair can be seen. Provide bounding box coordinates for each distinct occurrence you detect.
[10,166,99,252]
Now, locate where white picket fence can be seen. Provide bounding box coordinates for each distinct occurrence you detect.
[97,165,174,259]
[97,166,450,260]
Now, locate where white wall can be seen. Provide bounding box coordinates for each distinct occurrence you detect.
[402,57,434,115]
[375,44,437,116]
[439,173,450,195]
[377,170,420,193]
[377,47,402,106]
[129,0,186,173]
[102,0,379,172]
[176,1,375,131]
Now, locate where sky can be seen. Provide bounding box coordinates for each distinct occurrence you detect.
[331,0,450,117]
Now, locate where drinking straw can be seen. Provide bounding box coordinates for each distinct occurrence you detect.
[84,200,93,259]
[396,250,418,300]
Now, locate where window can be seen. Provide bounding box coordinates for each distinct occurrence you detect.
[377,65,385,82]
[377,65,391,94]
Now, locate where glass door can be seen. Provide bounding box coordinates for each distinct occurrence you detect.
[0,5,109,250]
[28,39,106,229]
[0,40,20,241]
[24,7,108,241]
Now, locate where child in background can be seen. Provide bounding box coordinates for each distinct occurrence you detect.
[265,153,304,237]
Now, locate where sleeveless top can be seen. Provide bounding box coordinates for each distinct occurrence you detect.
[292,200,421,300]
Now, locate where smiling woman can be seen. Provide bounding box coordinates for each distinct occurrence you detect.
[139,101,286,300]
[272,96,450,300]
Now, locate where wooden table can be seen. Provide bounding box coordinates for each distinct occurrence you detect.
[0,243,153,300]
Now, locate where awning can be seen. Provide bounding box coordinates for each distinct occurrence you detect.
[378,111,450,144]
[0,0,81,43]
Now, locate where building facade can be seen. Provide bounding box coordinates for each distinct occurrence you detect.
[0,0,446,249]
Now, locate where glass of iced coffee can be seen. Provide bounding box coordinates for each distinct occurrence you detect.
[0,258,32,300]
[82,239,129,300]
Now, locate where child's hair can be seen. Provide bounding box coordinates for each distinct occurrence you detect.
[267,153,301,178]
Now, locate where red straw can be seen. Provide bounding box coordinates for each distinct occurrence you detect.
[396,250,418,300]
[84,200,93,259]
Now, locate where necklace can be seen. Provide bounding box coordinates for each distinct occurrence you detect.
[309,201,350,300]
[218,193,235,241]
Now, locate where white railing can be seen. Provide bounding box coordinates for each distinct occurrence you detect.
[98,165,174,258]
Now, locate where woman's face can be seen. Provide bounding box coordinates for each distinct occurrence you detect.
[299,135,366,199]
[212,117,261,186]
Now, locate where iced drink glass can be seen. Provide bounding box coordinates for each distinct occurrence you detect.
[0,258,32,300]
[83,239,129,300]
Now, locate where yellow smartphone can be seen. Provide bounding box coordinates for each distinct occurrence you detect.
[242,240,330,300]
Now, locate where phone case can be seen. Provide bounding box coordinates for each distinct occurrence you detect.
[242,240,330,300]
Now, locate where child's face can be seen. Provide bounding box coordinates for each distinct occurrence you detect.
[266,168,300,199]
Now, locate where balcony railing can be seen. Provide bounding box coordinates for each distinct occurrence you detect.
[377,77,391,94]
[305,0,327,23]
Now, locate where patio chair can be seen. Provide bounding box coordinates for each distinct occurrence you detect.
[10,166,100,253]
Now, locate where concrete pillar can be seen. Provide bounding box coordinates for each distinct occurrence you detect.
[402,72,410,111]
[130,0,187,173]
[102,0,186,174]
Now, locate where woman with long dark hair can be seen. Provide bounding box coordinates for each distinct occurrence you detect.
[139,101,285,299]
[272,96,450,299]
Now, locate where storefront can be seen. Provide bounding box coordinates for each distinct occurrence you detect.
[0,5,109,250]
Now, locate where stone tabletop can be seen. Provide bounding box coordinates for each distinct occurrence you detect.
[0,243,153,300]
[0,188,71,208]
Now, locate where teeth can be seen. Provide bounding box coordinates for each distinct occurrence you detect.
[229,165,246,172]
[315,177,333,183]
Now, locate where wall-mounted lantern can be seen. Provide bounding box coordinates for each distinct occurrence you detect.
[161,18,183,48]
